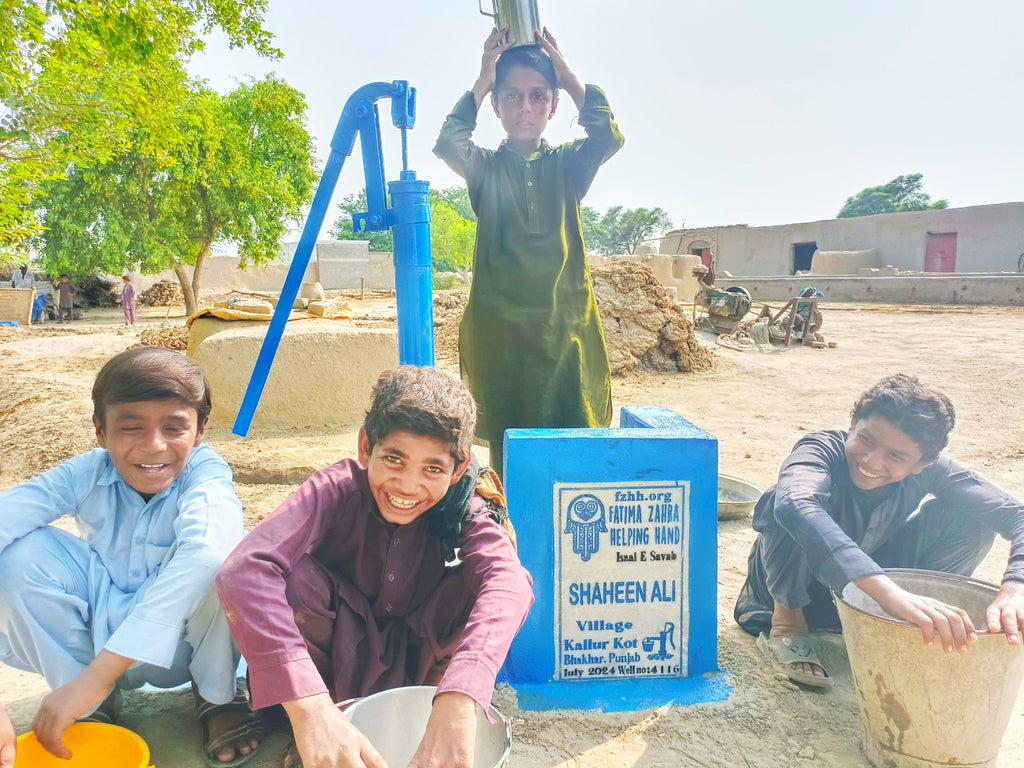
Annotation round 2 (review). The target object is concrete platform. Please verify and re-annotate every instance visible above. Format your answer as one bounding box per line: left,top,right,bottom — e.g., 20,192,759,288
188,317,398,431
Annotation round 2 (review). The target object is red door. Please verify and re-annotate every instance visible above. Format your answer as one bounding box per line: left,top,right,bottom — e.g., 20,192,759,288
690,247,711,267
924,233,957,272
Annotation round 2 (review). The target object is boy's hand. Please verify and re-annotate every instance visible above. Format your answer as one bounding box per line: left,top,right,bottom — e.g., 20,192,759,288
407,692,478,768
32,675,113,759
0,704,15,768
284,693,386,768
985,579,1024,644
857,573,977,653
474,26,516,102
534,28,584,108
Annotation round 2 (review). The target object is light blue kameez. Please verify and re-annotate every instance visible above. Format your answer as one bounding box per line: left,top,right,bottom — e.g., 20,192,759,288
0,444,244,706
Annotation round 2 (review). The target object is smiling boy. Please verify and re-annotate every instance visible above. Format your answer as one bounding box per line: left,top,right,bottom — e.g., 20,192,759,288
216,365,533,768
0,347,262,766
735,374,1024,688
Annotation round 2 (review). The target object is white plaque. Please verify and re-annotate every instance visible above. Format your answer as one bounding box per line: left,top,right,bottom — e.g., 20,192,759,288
553,481,689,680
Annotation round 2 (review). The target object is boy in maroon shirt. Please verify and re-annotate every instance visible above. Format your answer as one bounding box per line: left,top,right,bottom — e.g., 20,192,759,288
217,366,533,768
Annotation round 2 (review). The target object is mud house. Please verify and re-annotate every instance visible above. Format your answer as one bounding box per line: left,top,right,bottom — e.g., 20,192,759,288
659,202,1024,277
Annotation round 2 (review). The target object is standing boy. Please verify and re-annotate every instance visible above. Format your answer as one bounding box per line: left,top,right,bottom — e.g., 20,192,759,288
434,27,624,476
54,275,76,323
119,275,137,326
735,374,1024,688
0,347,263,766
217,366,533,768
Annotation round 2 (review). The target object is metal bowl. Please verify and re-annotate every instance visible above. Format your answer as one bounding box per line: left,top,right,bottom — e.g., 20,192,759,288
717,474,764,520
342,685,510,767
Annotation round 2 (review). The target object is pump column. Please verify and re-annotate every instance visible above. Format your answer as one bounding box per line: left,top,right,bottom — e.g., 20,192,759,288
389,170,434,366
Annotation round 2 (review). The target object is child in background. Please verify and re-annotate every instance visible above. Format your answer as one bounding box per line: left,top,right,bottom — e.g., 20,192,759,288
217,365,533,768
0,347,263,766
735,374,1024,688
54,275,76,323
434,27,624,476
118,275,137,326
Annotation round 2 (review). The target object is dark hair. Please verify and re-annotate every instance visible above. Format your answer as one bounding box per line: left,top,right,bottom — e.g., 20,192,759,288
495,44,557,93
851,374,955,462
363,366,476,463
92,347,212,426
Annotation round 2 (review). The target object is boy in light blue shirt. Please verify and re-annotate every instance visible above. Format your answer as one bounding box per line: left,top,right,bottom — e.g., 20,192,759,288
0,347,262,766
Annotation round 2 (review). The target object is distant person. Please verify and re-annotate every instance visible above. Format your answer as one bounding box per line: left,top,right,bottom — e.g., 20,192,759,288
10,267,22,290
16,265,33,290
54,275,76,323
117,275,136,326
735,374,1024,689
433,27,624,477
31,293,48,325
217,365,533,768
0,347,264,766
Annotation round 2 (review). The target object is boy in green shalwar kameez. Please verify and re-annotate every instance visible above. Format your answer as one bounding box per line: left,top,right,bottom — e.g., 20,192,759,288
434,26,625,476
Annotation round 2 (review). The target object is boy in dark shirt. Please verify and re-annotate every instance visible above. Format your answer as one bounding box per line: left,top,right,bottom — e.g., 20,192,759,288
735,374,1024,688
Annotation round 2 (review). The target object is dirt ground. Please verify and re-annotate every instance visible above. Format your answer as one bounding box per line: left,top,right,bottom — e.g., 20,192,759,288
2,297,1024,767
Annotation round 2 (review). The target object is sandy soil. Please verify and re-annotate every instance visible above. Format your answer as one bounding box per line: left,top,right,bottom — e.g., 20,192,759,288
2,298,1024,767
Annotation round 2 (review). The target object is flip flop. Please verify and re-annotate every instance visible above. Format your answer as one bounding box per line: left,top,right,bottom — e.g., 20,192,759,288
194,683,266,768
756,632,832,690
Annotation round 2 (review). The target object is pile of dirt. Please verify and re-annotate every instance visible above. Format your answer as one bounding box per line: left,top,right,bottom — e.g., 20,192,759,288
591,261,715,375
139,324,189,351
139,280,184,306
433,290,469,367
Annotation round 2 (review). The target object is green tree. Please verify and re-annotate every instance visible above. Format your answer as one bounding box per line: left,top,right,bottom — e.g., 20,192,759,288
429,195,476,281
587,206,675,255
329,187,478,279
837,173,949,218
1,0,278,256
329,190,394,252
36,75,318,317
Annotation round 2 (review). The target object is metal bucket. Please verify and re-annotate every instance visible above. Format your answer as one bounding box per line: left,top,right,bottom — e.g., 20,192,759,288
717,474,763,520
836,569,1024,768
479,0,541,49
342,686,511,767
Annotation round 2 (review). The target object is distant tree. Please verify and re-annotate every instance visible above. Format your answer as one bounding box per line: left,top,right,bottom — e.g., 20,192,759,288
1,0,278,256
581,206,606,256
430,197,476,282
36,75,318,317
329,187,478,279
837,173,949,218
587,206,675,255
329,190,394,252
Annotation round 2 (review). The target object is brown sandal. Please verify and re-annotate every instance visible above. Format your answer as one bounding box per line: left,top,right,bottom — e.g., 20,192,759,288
193,681,265,768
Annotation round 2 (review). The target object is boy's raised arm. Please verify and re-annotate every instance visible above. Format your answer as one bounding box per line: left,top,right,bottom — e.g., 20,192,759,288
535,27,584,109
472,26,515,109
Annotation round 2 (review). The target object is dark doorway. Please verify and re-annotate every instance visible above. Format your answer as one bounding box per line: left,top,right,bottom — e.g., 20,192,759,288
793,242,817,274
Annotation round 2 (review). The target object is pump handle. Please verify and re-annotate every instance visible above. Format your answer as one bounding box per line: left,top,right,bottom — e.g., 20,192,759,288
479,0,496,20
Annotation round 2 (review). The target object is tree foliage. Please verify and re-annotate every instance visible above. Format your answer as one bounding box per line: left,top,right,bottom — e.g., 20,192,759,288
329,187,477,278
36,75,318,316
837,173,949,218
0,0,278,256
583,205,675,255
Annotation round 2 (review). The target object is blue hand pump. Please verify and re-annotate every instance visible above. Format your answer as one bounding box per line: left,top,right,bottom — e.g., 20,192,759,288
232,80,434,436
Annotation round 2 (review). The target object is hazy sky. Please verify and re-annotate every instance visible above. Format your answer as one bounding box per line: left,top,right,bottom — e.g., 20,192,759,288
188,0,1024,234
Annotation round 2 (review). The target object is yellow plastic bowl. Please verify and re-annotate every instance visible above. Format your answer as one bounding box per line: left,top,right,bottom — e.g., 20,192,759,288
15,722,152,768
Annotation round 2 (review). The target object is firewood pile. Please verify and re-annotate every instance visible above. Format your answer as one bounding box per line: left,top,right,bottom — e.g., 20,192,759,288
138,324,189,351
139,280,184,306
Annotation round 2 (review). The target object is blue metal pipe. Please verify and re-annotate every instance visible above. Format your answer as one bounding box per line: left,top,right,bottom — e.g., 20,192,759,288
232,81,420,436
389,170,434,365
